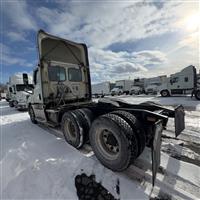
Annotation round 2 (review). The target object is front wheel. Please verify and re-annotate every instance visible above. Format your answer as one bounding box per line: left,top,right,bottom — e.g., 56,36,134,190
195,90,200,100
9,101,14,107
160,90,169,97
29,106,37,124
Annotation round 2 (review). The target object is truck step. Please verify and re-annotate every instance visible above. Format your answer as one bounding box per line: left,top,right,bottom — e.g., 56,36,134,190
46,109,59,113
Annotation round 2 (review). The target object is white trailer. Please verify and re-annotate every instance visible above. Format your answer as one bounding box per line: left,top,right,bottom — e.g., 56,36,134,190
144,75,167,95
111,80,134,95
8,73,33,109
159,65,200,100
92,82,112,97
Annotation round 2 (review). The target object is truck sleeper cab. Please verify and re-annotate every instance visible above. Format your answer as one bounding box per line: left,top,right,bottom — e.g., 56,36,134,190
28,30,185,185
159,65,200,100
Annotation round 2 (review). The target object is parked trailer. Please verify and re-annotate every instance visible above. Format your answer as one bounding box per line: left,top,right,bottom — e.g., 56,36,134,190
27,30,185,185
111,80,134,95
92,82,114,97
159,65,200,100
8,73,33,110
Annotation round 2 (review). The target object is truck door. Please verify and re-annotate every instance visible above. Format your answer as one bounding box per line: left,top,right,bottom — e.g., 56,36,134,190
169,76,183,94
32,68,47,121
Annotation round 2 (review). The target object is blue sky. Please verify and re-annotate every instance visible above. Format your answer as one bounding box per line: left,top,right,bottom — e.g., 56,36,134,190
1,0,199,83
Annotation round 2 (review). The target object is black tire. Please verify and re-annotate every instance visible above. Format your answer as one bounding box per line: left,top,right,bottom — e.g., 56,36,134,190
89,113,138,171
29,106,37,124
160,90,169,97
195,90,200,100
111,110,146,157
61,111,86,149
9,101,14,107
73,109,90,143
78,108,94,127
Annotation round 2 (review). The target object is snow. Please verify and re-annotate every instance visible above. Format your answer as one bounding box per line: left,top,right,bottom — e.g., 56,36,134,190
1,96,200,199
0,100,147,199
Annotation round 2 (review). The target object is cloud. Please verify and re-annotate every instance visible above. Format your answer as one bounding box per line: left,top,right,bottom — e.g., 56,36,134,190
88,47,167,83
36,1,181,48
1,43,34,68
7,31,27,42
2,0,37,31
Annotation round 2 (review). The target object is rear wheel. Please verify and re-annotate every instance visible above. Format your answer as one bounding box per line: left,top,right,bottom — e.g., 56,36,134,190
195,90,200,100
61,111,86,149
78,108,94,127
111,110,146,157
29,106,37,124
89,113,138,171
160,90,169,97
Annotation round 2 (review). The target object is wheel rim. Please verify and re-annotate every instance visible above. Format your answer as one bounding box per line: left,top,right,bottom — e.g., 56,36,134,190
162,91,167,96
64,119,77,141
96,128,120,160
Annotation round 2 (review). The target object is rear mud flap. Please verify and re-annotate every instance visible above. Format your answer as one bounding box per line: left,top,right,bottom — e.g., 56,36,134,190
175,105,185,137
152,120,163,186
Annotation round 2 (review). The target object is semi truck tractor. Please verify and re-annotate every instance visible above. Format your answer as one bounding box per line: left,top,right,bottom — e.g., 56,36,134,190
8,73,33,110
111,80,133,95
27,30,185,185
159,65,200,100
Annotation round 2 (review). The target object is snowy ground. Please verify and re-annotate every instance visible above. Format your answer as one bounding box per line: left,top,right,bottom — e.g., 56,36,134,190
0,96,200,200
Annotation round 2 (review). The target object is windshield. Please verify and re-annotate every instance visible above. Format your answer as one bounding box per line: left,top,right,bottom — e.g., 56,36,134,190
115,86,123,89
16,84,34,91
48,66,66,82
68,68,82,82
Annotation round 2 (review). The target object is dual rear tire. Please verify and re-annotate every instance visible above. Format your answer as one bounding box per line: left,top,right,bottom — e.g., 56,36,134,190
62,109,146,172
89,111,146,171
89,113,140,171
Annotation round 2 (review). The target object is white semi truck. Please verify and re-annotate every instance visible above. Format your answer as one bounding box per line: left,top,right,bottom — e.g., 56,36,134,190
27,30,185,185
111,80,133,95
8,73,33,109
92,82,114,97
159,65,200,100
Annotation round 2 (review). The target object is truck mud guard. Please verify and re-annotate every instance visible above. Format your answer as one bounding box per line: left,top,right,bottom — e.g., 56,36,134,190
174,105,185,137
151,120,163,186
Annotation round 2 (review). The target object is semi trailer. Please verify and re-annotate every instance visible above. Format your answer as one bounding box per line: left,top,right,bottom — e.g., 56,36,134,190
159,65,200,100
8,73,33,110
27,30,185,185
92,81,114,97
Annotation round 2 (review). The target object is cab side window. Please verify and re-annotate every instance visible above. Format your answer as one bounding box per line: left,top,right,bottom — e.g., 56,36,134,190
171,77,179,83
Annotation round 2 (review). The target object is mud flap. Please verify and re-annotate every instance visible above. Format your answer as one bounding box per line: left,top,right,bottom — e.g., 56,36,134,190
151,120,163,186
175,105,185,137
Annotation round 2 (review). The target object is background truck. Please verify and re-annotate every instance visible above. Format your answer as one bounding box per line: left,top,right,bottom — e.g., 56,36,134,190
27,30,185,185
159,65,200,100
129,86,143,95
92,82,114,98
111,80,133,95
145,83,159,95
8,73,33,109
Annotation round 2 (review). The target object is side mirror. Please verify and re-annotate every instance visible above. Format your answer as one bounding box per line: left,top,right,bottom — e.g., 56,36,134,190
23,73,29,85
33,70,37,85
